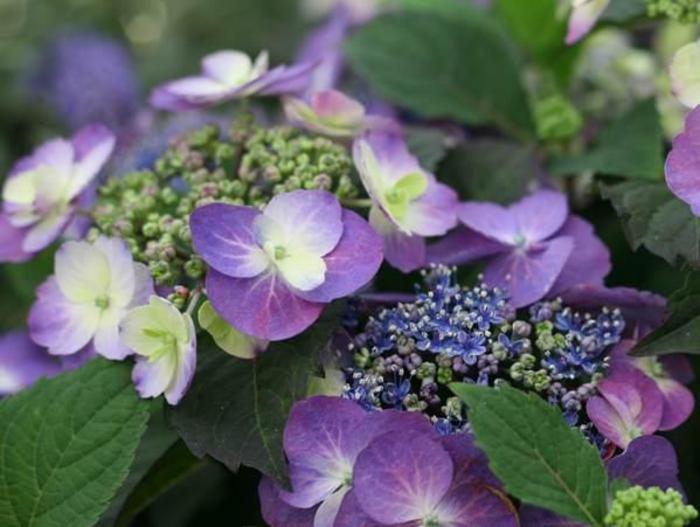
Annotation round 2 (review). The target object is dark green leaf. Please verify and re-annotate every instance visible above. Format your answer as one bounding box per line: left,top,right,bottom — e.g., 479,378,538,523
451,384,608,526
114,441,204,527
634,274,700,356
405,126,456,171
0,359,149,527
99,401,178,526
493,0,581,85
346,7,534,141
600,180,700,267
551,99,663,180
439,139,539,204
167,305,342,485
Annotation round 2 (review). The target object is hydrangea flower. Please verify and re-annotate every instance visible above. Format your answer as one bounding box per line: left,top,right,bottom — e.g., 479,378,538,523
30,32,140,132
259,396,437,527
333,431,519,527
665,106,700,215
120,296,196,405
670,40,700,110
191,190,383,340
353,132,459,272
28,237,153,360
284,90,398,138
566,0,611,45
430,190,610,307
150,50,315,111
521,435,687,526
586,364,664,448
301,0,383,24
610,340,694,431
0,331,63,396
0,124,115,262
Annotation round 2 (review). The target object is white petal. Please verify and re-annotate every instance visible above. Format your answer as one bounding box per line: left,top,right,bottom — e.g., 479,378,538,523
276,251,327,292
55,240,111,303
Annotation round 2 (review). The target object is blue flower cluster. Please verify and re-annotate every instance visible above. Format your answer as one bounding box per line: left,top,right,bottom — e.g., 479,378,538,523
343,265,625,437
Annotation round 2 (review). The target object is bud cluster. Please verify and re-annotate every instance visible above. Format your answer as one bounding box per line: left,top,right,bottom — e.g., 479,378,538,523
89,117,359,288
605,486,698,527
647,0,700,23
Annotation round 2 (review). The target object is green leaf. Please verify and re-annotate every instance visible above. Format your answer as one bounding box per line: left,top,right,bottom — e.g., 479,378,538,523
438,139,538,204
114,441,204,527
450,384,608,526
404,126,455,171
551,99,663,180
493,0,581,85
0,359,149,527
167,304,342,485
99,401,178,526
346,6,534,141
633,274,700,356
554,99,662,178
600,180,700,267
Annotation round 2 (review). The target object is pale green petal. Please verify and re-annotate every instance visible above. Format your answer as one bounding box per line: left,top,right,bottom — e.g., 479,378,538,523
393,172,428,200
198,301,263,359
55,240,111,303
276,251,327,291
3,171,37,205
671,40,700,108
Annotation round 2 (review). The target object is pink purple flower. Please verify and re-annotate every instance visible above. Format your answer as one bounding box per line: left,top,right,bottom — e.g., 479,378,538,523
150,50,316,111
28,237,154,360
610,340,695,431
0,124,115,262
0,331,63,396
429,190,610,307
353,132,459,272
665,106,700,216
284,90,399,138
259,396,518,527
190,190,383,340
521,435,685,526
586,363,664,448
566,0,610,45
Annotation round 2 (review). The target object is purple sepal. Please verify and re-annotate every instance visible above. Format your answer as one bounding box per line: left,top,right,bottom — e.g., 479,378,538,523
369,206,426,273
0,331,63,396
259,477,316,527
520,506,586,527
606,435,684,494
665,106,700,216
206,269,325,341
427,227,507,267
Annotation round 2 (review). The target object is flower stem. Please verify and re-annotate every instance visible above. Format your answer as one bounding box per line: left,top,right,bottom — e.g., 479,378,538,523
341,198,373,208
185,289,202,317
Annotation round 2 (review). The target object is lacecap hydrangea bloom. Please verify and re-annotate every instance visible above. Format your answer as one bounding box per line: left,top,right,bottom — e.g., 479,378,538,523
191,189,383,340
150,50,316,111
430,189,610,307
353,131,459,272
0,124,115,262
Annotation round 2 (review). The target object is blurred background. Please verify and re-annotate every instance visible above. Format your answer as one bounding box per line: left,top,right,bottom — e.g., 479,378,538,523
0,0,697,524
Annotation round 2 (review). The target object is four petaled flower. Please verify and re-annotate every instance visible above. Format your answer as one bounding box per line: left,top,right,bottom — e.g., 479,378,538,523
353,131,459,272
191,189,383,340
28,237,153,360
0,124,115,262
150,49,316,111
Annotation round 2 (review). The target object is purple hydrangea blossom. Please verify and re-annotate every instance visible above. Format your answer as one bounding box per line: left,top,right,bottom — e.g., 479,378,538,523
334,432,519,526
610,340,695,431
191,190,383,340
0,331,63,396
353,132,459,272
259,396,437,527
28,237,154,360
30,32,140,132
0,124,115,262
586,363,664,448
521,435,685,526
429,190,611,307
665,106,700,215
259,396,517,527
284,90,399,138
150,50,316,111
